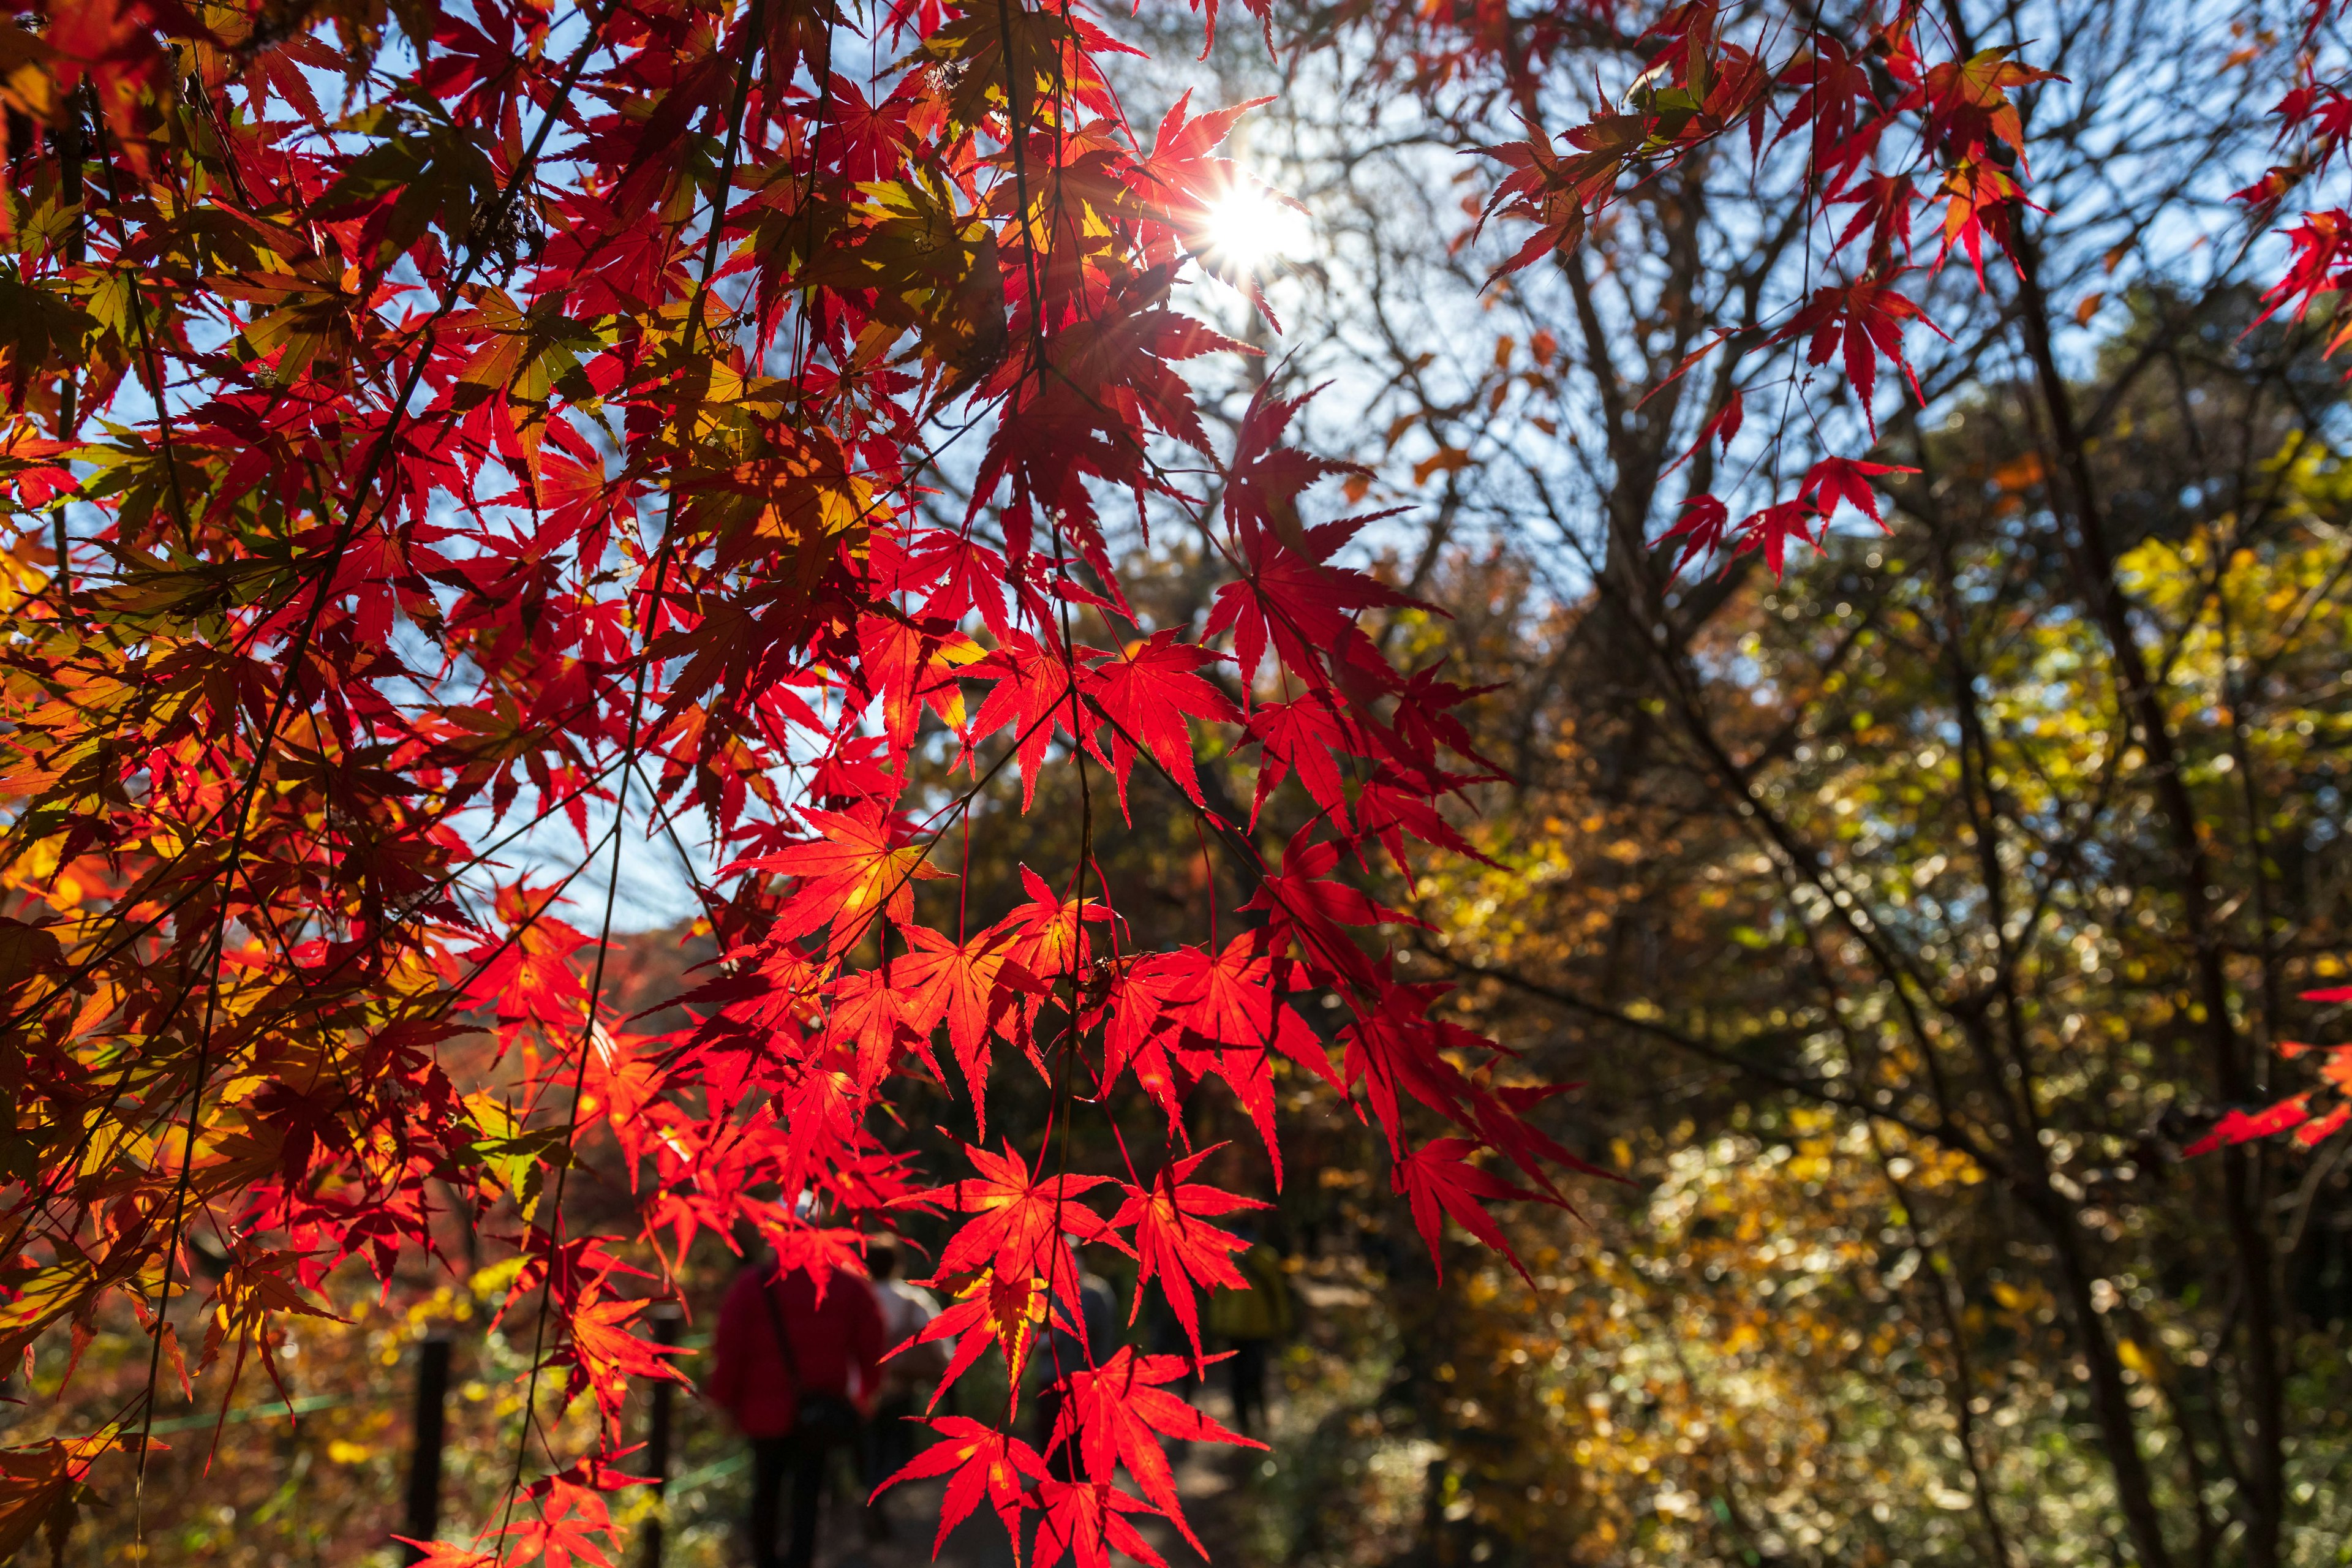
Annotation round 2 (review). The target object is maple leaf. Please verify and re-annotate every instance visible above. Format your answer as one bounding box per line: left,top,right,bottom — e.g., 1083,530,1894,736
1774,35,1885,195
999,864,1110,990
2299,1101,2352,1147
874,1416,1047,1561
1801,456,1918,528
1734,498,1823,581
913,1267,1054,1408
1395,1137,1540,1283
1338,986,1482,1153
1476,129,1605,279
576,1024,668,1171
0,1442,81,1566
728,801,949,950
1664,386,1745,479
905,527,1016,641
560,1293,689,1433
817,70,919,183
1658,493,1732,573
2185,1098,2313,1157
1206,541,1409,693
1831,173,1918,271
1085,630,1240,814
1156,935,1275,1049
1355,767,1495,874
2254,210,2352,354
1911,45,2064,173
1031,1476,1170,1568
858,612,946,758
1245,692,1352,829
967,633,1083,810
1055,1345,1262,1550
761,1224,873,1296
1935,154,2033,284
1110,1148,1266,1360
1137,90,1274,225
1246,824,1428,985
498,1476,619,1568
1094,954,1187,1113
1769,279,1943,435
195,1246,345,1421
465,881,590,1027
891,924,1046,1136
913,1142,1113,1283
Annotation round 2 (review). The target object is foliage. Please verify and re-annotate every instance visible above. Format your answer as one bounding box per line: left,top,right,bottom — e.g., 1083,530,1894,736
2,0,2345,1562
0,0,1605,1558
1235,295,2352,1568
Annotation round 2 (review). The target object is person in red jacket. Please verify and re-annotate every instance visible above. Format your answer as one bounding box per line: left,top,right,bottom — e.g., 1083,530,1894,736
707,1253,886,1568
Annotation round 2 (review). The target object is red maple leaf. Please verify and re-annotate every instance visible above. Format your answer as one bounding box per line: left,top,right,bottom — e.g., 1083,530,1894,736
497,1476,619,1568
891,924,1046,1136
913,1142,1113,1284
1394,1137,1539,1283
2184,1098,2313,1157
910,1267,1054,1409
967,634,1084,810
1085,629,1242,813
1031,1476,1170,1568
1156,935,1275,1049
1659,493,1732,573
1245,691,1353,828
998,864,1109,992
1110,1147,1266,1360
1801,456,1918,528
873,1416,1047,1561
1053,1345,1262,1551
1770,278,1943,434
559,1294,689,1433
464,882,589,1028
726,800,949,949
1136,90,1274,236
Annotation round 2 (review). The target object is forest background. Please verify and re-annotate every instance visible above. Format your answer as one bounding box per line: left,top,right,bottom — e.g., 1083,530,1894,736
5,1,2352,1567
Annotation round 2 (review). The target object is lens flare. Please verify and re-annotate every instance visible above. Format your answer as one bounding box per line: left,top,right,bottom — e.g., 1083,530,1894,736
1198,179,1311,276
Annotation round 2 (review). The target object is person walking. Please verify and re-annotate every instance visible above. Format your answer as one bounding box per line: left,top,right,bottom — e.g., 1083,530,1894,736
861,1237,946,1537
1205,1234,1293,1441
1034,1238,1119,1477
707,1250,885,1568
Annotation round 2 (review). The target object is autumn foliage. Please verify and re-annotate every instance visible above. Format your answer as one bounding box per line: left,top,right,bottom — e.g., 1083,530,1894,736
0,0,2335,1561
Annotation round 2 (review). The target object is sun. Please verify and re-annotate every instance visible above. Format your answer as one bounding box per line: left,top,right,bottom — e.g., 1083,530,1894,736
1197,178,1312,277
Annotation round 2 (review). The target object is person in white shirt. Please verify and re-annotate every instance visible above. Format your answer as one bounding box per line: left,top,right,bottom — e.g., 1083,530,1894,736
861,1235,947,1537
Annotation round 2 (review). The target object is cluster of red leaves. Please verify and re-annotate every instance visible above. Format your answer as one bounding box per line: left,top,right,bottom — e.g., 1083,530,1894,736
2239,3,2352,361
2182,4,2352,1161
1477,1,2052,577
2186,982,2352,1157
0,0,1581,1561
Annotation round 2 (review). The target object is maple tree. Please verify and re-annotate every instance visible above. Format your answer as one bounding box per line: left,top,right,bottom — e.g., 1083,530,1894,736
1,0,2341,1560
0,0,1588,1558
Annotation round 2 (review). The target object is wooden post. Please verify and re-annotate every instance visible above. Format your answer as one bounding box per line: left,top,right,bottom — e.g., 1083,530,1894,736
400,1333,453,1566
638,1304,685,1568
